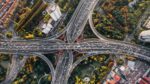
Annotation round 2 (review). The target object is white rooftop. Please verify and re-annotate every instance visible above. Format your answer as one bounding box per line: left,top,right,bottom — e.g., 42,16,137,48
127,61,135,70
120,66,125,71
42,27,51,34
139,30,150,42
41,24,47,29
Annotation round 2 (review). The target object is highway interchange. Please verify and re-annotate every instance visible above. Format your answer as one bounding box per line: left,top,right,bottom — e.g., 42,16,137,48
0,0,150,84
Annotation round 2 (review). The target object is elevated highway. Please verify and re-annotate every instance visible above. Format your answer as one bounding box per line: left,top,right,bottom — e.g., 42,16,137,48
1,55,28,84
0,39,149,60
66,0,99,42
52,51,73,84
0,0,150,84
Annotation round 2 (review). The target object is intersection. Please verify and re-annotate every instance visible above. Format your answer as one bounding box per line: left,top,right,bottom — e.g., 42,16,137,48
0,0,150,84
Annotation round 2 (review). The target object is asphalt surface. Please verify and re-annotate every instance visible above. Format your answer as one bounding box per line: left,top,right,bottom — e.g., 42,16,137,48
0,0,150,84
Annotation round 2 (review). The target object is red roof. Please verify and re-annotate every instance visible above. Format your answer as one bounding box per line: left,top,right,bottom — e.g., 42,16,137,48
114,75,121,82
106,80,116,84
6,0,10,2
139,79,148,84
139,77,150,84
143,77,150,83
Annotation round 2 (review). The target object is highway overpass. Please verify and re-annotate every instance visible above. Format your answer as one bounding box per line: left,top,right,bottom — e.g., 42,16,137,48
0,39,149,60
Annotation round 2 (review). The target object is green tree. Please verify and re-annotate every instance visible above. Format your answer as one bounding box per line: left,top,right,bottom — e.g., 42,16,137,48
6,31,13,38
117,59,124,65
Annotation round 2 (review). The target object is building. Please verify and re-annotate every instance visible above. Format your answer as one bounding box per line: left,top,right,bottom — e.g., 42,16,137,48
138,77,150,84
0,0,17,28
127,61,135,70
106,80,116,84
143,16,150,29
105,74,121,84
138,68,150,84
139,30,150,43
46,4,62,21
40,2,62,34
83,77,90,83
40,19,54,34
128,0,139,8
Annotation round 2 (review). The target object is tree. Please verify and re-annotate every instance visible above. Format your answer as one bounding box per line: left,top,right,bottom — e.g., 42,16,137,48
6,31,13,38
93,19,99,25
33,28,44,37
114,0,129,6
112,10,125,26
117,59,124,65
0,65,6,82
24,34,34,39
43,13,51,23
101,66,108,71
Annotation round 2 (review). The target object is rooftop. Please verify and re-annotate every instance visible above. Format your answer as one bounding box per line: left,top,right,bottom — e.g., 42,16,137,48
139,30,150,42
143,16,150,29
